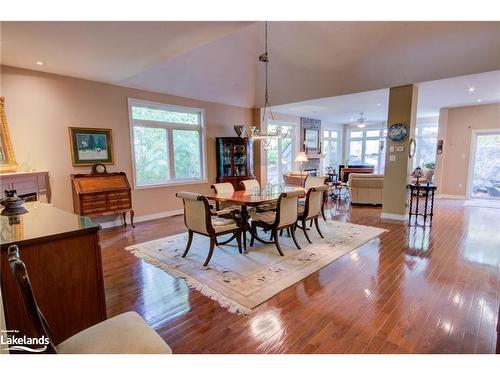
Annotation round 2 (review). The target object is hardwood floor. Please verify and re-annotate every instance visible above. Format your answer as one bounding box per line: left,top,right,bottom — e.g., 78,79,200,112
99,199,500,353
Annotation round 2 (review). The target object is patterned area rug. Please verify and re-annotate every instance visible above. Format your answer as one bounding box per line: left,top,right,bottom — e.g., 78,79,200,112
126,220,386,314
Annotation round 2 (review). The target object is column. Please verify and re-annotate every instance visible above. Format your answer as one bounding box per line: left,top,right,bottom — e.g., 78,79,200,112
381,84,418,220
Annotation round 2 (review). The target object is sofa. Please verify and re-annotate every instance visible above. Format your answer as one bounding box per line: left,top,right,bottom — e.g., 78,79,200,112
283,171,310,187
348,173,384,205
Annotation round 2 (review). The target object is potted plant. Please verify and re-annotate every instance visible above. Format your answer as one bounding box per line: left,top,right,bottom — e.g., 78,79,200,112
422,161,435,183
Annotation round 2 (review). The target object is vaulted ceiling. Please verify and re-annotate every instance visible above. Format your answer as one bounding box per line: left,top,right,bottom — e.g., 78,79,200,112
1,21,499,108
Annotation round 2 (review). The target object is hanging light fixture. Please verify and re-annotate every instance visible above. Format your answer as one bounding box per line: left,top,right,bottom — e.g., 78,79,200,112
237,21,290,150
356,112,366,128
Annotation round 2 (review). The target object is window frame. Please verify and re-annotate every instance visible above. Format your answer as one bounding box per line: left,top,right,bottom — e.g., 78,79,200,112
413,122,439,169
128,98,207,189
321,128,342,173
346,126,385,173
263,120,298,185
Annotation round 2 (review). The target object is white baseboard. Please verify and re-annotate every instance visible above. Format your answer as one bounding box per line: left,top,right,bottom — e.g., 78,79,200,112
380,212,408,221
99,209,184,229
436,194,466,200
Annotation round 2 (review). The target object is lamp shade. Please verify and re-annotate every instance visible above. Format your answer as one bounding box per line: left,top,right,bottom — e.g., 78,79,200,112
295,151,309,163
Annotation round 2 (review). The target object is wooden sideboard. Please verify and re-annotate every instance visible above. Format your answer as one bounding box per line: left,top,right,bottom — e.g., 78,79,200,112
71,172,135,227
0,202,106,345
0,171,51,203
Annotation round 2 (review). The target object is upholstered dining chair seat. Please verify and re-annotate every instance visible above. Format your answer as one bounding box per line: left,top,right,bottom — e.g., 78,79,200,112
211,216,238,232
250,211,276,225
56,311,171,354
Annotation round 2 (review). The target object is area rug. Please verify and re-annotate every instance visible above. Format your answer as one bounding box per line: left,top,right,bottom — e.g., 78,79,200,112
125,220,386,314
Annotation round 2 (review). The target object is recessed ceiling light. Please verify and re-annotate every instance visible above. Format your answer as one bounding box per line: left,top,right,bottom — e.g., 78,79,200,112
468,85,476,94
349,118,354,122
36,61,44,66
376,103,382,106
477,99,482,103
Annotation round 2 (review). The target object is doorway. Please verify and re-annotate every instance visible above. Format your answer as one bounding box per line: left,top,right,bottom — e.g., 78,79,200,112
467,130,500,200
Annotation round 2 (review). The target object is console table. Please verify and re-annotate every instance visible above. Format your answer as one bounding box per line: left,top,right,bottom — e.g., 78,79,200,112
407,183,437,225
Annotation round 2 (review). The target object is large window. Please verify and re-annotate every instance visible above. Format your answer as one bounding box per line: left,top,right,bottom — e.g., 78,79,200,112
347,127,386,173
413,124,438,169
323,129,341,173
128,99,206,188
265,122,295,185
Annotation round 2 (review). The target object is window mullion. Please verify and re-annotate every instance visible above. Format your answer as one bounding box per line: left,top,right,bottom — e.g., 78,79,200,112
168,128,175,180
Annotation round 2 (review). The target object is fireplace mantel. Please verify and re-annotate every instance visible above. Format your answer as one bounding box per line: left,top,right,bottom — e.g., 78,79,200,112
0,170,51,203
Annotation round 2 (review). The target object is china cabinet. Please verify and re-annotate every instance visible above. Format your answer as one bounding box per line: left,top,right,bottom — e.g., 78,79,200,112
215,137,254,190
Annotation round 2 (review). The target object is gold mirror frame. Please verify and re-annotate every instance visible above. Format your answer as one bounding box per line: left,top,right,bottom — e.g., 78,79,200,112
0,97,18,173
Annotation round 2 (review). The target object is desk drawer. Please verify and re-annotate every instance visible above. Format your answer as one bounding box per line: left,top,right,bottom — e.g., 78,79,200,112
107,191,129,199
81,193,107,202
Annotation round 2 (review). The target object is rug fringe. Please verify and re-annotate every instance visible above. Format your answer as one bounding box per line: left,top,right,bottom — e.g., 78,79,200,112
126,247,251,315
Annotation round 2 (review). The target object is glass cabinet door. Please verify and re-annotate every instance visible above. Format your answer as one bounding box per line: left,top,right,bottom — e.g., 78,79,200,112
219,141,233,177
232,143,247,177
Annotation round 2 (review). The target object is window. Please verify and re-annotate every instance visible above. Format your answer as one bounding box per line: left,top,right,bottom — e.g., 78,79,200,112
128,99,206,188
413,124,438,169
265,122,295,185
347,127,385,173
323,129,341,172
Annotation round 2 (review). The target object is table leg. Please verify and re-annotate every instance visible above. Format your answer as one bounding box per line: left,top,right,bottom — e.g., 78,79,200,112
429,190,435,223
424,190,429,223
408,188,413,224
240,206,248,253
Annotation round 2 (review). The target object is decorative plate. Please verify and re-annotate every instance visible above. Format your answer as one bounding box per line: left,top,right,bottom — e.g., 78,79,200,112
388,123,408,142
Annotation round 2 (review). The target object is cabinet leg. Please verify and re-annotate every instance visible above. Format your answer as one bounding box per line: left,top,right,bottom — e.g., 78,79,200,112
122,212,127,227
130,210,135,228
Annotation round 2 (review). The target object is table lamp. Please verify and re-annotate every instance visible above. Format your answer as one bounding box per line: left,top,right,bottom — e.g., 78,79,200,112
411,167,424,185
295,151,309,186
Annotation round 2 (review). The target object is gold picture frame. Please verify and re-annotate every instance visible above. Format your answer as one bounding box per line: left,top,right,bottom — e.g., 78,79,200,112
0,97,18,173
69,127,114,167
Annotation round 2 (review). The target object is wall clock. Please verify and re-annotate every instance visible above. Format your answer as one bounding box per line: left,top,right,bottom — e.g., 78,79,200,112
387,123,409,142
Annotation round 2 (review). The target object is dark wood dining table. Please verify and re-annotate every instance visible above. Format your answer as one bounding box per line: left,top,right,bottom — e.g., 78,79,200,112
206,186,305,252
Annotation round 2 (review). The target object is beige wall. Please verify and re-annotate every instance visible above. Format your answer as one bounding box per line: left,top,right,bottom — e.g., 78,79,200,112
436,102,500,197
0,65,253,218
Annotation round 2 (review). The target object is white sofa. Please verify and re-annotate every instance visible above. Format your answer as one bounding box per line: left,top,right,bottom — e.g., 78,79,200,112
348,173,384,205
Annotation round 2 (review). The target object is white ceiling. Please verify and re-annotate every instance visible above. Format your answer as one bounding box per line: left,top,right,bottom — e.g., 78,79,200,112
1,21,499,108
272,70,500,124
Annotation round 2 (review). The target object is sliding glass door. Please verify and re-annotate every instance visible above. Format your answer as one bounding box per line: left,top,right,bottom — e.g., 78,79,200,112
468,131,500,199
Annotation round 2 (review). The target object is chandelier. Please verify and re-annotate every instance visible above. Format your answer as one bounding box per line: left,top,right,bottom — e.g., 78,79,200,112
236,21,291,150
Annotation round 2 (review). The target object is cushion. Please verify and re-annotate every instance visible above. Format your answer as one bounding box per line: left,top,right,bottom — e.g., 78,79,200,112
251,211,276,225
56,311,172,354
211,216,238,232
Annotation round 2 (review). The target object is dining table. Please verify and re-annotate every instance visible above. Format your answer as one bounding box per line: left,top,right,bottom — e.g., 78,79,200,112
205,186,305,252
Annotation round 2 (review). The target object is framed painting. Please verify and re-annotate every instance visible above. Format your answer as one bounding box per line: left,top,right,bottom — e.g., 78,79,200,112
0,97,17,173
69,127,114,166
304,128,319,149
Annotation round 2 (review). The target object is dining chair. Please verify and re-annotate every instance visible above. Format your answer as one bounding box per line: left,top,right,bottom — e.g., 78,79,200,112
176,191,242,266
303,175,328,221
7,245,172,354
240,179,276,212
297,185,329,243
249,190,303,256
210,182,241,215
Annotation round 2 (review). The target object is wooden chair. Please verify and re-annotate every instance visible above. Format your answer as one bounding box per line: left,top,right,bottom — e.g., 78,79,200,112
210,182,241,215
176,191,242,266
303,175,328,221
240,179,276,212
249,190,302,256
297,186,329,243
7,245,171,354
